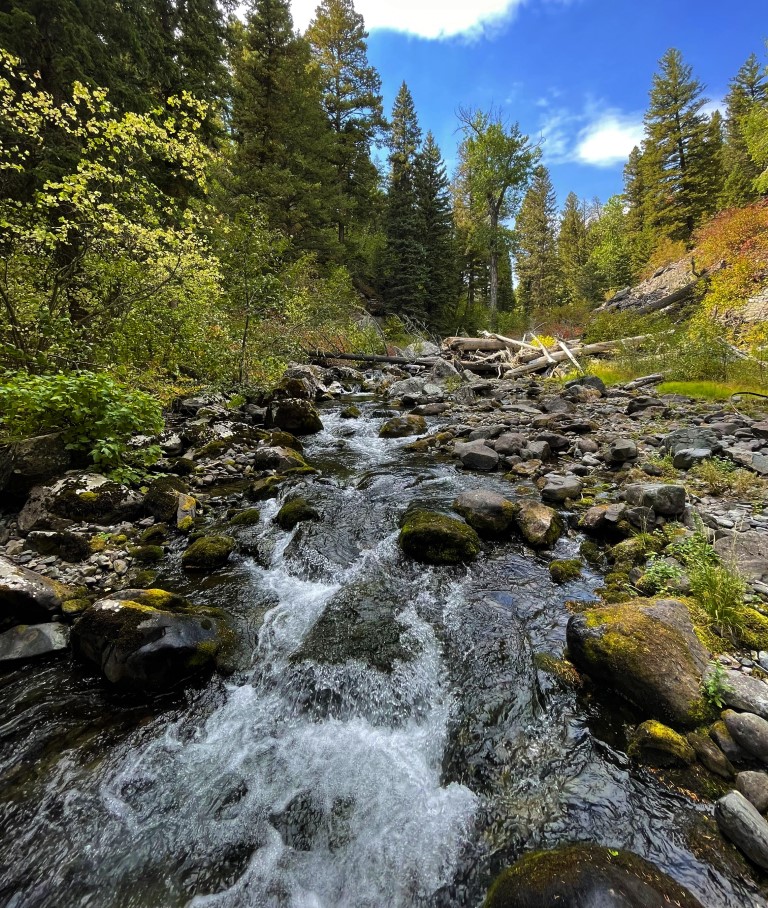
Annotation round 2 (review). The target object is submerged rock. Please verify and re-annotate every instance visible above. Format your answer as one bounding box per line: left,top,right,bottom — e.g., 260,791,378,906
453,489,518,537
0,622,69,663
484,843,704,908
181,535,235,571
71,591,221,689
398,509,480,565
566,598,711,727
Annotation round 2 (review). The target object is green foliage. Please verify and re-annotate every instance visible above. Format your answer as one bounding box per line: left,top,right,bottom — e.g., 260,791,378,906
515,165,561,315
637,555,684,595
702,661,734,709
690,457,767,498
0,371,163,470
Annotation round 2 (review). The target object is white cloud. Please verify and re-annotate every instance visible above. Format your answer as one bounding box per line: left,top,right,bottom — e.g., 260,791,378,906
290,0,526,39
574,114,644,167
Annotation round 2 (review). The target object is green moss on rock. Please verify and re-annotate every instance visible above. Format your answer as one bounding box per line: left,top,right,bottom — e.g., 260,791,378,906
275,498,320,531
549,559,582,584
398,508,480,565
379,415,427,439
181,535,235,571
229,508,262,527
127,544,165,564
628,719,697,766
247,476,285,501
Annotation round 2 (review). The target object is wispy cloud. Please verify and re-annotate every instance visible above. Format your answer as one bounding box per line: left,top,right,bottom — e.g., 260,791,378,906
290,0,527,40
575,114,644,166
537,100,644,168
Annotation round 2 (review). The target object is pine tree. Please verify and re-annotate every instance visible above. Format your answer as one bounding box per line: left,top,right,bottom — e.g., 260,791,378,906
415,132,456,327
306,0,385,247
515,165,560,315
229,0,335,250
384,82,425,319
641,48,719,242
558,192,595,304
721,53,768,207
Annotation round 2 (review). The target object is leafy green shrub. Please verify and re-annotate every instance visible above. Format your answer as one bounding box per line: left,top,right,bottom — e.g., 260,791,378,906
0,371,163,470
702,661,734,709
690,457,767,498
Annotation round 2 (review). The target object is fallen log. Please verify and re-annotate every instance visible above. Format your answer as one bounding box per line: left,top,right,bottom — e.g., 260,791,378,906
443,336,510,352
501,337,653,378
624,373,665,390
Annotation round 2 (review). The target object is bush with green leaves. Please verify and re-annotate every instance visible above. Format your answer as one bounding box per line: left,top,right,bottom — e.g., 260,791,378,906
0,371,163,471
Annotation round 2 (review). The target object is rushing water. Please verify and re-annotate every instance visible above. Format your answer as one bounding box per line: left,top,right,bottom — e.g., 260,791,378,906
0,400,765,907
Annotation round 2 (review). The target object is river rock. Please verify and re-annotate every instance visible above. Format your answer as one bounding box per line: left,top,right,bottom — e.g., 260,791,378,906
663,427,723,456
272,398,323,435
26,530,90,562
453,490,518,537
454,441,499,471
710,720,750,764
145,476,188,521
0,557,72,630
686,731,735,779
292,581,415,673
673,447,712,470
540,473,583,503
387,377,425,402
736,771,768,812
71,592,221,689
605,439,638,465
566,598,711,727
181,535,235,571
0,433,72,495
514,501,563,548
628,719,696,766
723,710,768,763
624,482,686,517
715,790,768,870
714,531,768,584
253,445,308,472
275,498,320,531
379,415,427,438
398,509,480,565
720,670,768,720
485,843,704,908
18,473,144,532
493,433,525,456
0,622,70,663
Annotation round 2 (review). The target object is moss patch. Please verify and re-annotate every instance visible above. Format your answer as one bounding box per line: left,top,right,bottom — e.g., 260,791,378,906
228,508,262,527
549,559,582,584
275,498,320,531
181,535,235,571
398,508,480,565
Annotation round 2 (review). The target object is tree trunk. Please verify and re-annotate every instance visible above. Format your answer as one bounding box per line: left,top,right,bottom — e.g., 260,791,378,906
488,210,499,313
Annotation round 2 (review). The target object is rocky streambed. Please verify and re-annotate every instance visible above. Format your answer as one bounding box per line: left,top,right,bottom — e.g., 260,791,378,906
2,361,768,906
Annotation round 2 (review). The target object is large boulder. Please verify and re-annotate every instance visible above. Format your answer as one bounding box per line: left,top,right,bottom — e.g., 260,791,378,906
624,482,686,517
453,490,518,538
719,671,768,720
737,772,768,812
379,415,427,438
723,709,768,763
18,473,143,533
0,622,69,664
398,509,480,565
387,377,426,402
454,441,499,472
253,445,309,473
566,599,711,727
182,535,234,571
0,557,74,631
514,501,563,548
628,719,696,766
274,498,320,531
145,475,188,522
271,399,323,435
715,790,768,871
0,433,72,495
26,530,90,562
484,843,704,908
714,531,768,585
663,427,723,456
71,591,222,689
540,473,583,503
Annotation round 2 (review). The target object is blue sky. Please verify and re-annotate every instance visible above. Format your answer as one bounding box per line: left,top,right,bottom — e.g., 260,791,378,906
290,0,767,209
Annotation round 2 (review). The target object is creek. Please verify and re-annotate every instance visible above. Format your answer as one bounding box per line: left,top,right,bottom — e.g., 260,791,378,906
0,401,763,907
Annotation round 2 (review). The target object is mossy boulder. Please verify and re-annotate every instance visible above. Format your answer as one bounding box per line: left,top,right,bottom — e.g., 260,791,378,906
340,405,361,419
247,475,286,501
566,598,712,727
228,508,262,527
145,476,188,521
262,430,303,452
484,843,704,908
453,489,518,538
26,530,91,562
181,535,235,571
139,523,168,545
272,398,323,435
19,473,143,532
127,544,165,564
628,719,697,767
253,446,310,473
0,556,78,631
549,559,582,584
398,508,480,565
514,500,563,548
275,498,320,531
71,593,221,689
379,415,427,438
